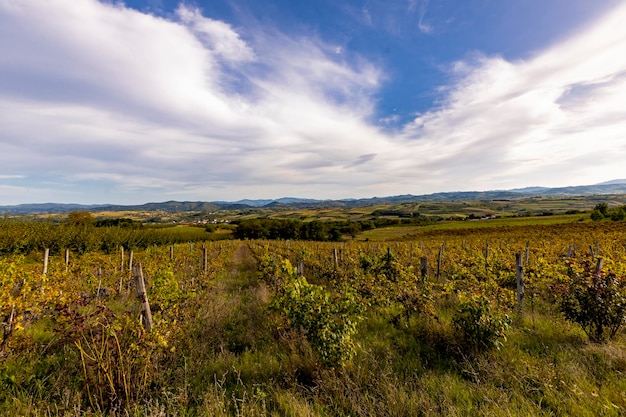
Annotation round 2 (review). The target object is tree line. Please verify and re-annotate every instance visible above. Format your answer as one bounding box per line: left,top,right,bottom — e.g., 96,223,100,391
233,216,436,241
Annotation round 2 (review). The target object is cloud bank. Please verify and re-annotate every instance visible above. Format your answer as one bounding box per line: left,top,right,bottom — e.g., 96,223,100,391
0,0,625,204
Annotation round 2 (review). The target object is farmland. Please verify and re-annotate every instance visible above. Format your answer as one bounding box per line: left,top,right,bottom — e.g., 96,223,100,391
1,207,626,416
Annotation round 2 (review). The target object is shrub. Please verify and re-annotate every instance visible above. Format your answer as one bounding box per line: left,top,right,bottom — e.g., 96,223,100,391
453,293,511,352
556,260,626,342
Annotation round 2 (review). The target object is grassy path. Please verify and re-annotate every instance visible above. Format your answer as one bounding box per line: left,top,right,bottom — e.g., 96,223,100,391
227,242,258,282
180,243,335,416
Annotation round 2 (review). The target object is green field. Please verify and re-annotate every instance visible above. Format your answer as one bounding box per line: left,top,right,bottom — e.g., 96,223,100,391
356,213,589,241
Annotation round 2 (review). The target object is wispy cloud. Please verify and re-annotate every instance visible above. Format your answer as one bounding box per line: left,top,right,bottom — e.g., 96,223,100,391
408,0,432,34
417,0,433,34
176,5,255,63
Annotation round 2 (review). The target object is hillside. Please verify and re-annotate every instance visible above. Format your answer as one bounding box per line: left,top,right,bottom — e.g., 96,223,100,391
2,181,626,215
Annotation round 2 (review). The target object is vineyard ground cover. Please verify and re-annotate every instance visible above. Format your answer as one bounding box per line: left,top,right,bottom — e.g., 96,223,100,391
2,219,626,415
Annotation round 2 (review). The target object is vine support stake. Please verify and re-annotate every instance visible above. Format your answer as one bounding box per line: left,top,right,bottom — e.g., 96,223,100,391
437,242,446,282
43,248,49,275
133,263,153,332
595,257,604,274
516,253,524,319
120,246,125,272
420,256,428,283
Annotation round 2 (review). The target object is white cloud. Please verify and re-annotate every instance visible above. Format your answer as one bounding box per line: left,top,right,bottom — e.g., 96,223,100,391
0,0,394,203
400,3,626,190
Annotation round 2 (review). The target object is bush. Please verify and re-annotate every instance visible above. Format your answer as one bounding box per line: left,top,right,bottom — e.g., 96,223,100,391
590,210,603,221
453,293,511,352
556,260,626,342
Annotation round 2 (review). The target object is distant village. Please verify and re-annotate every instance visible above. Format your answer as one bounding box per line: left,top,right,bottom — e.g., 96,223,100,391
465,213,497,221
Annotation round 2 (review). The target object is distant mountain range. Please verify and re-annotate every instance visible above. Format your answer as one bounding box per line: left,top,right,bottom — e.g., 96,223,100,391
2,180,626,215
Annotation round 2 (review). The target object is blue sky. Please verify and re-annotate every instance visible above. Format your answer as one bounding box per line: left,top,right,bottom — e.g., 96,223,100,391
1,0,625,204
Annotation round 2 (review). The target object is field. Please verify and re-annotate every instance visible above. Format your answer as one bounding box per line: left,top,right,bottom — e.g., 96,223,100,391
353,213,588,241
1,215,626,416
227,195,626,223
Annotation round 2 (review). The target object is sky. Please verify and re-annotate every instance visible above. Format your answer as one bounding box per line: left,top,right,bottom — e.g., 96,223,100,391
1,0,625,205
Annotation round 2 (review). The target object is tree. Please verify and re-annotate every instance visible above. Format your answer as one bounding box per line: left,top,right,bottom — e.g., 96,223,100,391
596,203,609,216
66,211,94,226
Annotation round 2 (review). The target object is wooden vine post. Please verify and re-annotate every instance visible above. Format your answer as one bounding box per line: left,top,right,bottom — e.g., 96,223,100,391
120,246,125,271
420,257,429,283
42,248,50,275
595,257,604,274
436,242,446,282
133,263,153,331
203,245,208,273
65,249,70,272
515,253,524,319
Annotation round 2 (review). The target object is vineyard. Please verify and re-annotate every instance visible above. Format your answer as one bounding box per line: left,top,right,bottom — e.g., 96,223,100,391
1,220,626,415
